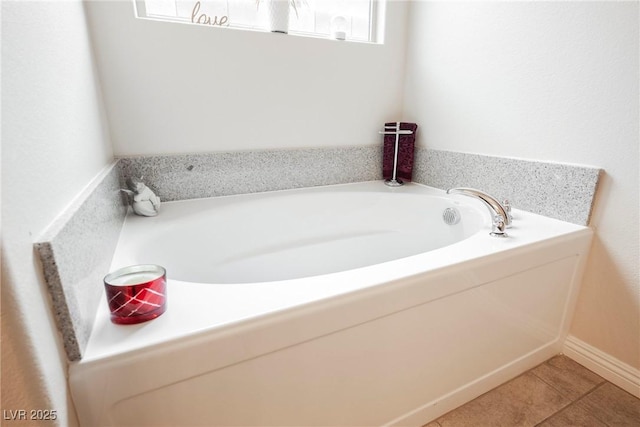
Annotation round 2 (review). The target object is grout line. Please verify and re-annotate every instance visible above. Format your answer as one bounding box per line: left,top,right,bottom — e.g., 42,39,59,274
526,360,578,415
534,407,562,426
532,382,598,426
428,357,638,427
529,362,604,403
436,367,564,426
530,378,574,426
534,382,614,427
568,382,613,427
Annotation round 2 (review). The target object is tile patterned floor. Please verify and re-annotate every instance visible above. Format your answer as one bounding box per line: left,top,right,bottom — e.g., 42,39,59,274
424,355,640,427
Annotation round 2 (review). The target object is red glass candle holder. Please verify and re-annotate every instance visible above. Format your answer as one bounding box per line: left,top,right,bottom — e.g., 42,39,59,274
104,265,167,325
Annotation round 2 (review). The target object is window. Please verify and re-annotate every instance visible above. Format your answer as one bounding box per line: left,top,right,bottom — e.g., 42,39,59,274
135,0,378,43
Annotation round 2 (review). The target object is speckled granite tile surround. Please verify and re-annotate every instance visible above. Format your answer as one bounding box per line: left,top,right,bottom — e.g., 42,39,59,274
117,146,383,201
413,148,602,225
119,146,601,225
35,162,127,361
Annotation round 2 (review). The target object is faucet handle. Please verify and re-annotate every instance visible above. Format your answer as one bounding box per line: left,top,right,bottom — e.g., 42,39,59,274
490,214,508,238
502,199,513,228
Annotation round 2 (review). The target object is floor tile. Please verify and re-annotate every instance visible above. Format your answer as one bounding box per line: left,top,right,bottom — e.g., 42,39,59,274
531,355,604,400
536,401,608,427
437,372,571,427
577,382,640,426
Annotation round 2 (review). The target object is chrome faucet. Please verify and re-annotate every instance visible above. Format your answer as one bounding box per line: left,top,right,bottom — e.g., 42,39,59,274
446,187,511,237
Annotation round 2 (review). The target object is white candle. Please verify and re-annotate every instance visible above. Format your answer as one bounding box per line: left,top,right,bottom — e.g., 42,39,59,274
108,272,161,286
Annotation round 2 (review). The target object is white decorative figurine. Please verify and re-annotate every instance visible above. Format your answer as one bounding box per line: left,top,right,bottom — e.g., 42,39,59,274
122,177,161,217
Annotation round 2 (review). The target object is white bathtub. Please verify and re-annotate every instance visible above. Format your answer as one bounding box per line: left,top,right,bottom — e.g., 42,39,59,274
71,181,593,426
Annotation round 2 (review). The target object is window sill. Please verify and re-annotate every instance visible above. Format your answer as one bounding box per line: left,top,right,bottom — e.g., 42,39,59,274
137,15,380,45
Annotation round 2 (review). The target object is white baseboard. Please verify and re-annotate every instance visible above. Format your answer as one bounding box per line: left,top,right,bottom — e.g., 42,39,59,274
563,335,640,398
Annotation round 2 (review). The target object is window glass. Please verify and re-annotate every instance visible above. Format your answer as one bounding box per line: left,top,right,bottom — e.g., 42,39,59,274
138,0,376,42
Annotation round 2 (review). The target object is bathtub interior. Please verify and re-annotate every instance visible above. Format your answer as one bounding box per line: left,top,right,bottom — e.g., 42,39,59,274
112,182,485,283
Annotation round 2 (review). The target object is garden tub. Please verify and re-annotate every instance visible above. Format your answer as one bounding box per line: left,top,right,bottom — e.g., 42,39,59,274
70,181,592,426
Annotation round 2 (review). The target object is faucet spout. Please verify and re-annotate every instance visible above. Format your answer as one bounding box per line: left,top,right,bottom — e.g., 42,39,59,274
446,187,511,237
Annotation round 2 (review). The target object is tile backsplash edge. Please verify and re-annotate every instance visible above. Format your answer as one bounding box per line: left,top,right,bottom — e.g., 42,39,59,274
35,162,127,361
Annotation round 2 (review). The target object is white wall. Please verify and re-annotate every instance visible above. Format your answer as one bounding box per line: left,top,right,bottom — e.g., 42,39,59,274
403,1,639,369
84,1,410,156
2,2,637,422
1,1,113,425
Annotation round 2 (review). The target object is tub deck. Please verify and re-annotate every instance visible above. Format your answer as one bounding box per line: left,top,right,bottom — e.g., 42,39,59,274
81,182,585,361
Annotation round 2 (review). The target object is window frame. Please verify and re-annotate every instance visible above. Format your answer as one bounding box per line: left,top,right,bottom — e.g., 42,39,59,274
133,0,382,44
